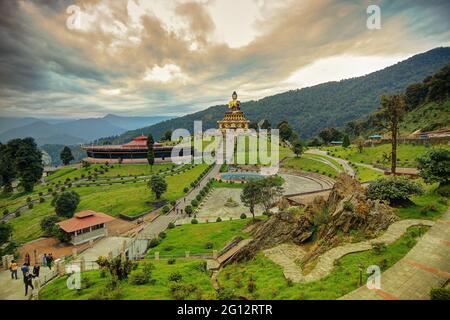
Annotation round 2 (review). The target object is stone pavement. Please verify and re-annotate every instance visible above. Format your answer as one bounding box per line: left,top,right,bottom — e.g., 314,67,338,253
264,219,434,283
340,210,450,300
0,264,57,300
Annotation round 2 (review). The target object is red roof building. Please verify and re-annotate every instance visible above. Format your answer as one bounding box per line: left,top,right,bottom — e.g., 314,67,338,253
81,135,187,164
57,210,115,245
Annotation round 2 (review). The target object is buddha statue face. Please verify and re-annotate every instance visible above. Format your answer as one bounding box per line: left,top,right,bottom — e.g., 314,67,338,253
232,91,237,101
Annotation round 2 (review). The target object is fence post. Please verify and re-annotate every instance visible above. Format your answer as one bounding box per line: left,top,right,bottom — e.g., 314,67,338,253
80,257,86,272
185,251,190,258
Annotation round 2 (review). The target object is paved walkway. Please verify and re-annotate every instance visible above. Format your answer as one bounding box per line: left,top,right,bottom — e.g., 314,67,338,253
0,265,57,300
341,210,450,300
264,219,434,283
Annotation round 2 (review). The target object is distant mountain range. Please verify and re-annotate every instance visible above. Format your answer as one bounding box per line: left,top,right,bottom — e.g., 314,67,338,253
109,47,450,143
0,114,173,146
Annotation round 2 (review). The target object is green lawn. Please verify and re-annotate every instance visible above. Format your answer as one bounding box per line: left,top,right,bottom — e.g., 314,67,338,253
352,164,384,183
217,226,429,300
282,156,338,178
395,183,448,220
323,143,450,168
7,163,209,244
46,163,176,183
147,219,251,257
40,259,216,300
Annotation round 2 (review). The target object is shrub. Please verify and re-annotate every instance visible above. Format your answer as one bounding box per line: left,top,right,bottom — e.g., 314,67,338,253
183,187,189,193
367,177,423,206
430,288,450,300
170,200,176,206
343,201,354,212
3,209,9,216
163,245,174,251
167,258,176,265
26,197,32,202
196,194,202,202
28,203,33,209
39,197,45,203
191,199,198,207
240,213,247,219
158,231,167,239
148,238,160,248
420,204,439,215
162,205,170,214
169,283,196,300
129,271,150,285
168,271,183,282
216,217,222,222
247,280,256,293
168,222,175,229
191,218,198,224
185,205,193,216
204,242,213,249
371,242,387,255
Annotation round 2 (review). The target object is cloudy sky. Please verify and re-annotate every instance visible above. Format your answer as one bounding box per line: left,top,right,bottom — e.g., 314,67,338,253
0,0,449,119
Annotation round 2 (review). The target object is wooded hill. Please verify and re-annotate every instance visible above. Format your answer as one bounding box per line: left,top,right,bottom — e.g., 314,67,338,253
107,47,450,143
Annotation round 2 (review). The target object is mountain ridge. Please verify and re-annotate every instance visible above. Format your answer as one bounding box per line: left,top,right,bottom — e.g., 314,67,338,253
108,47,450,143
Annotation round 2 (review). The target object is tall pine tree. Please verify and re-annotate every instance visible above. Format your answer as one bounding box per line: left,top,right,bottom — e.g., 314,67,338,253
147,134,155,171
60,146,74,166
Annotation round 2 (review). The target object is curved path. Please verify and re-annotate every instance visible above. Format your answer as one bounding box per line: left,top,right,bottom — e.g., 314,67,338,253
306,149,355,177
340,210,450,300
264,219,434,283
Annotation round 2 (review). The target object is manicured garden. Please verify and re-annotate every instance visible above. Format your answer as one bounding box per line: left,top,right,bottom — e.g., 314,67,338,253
282,156,339,178
40,259,216,300
323,143,450,168
217,226,429,300
146,219,251,257
5,163,209,244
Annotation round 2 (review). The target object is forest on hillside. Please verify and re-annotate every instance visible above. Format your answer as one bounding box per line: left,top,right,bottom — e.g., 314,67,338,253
106,47,450,143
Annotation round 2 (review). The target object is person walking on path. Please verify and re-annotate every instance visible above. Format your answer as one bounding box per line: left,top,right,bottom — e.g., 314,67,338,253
9,260,18,280
33,263,40,278
21,263,29,283
42,253,47,267
24,273,35,296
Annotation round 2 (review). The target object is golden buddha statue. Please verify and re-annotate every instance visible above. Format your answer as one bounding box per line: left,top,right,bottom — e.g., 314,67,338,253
228,91,241,112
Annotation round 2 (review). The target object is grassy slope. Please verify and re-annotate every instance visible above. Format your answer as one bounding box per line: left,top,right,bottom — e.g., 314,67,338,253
400,100,450,134
324,144,450,168
40,259,216,300
396,183,448,220
8,163,208,243
282,156,338,178
217,226,429,300
147,219,251,257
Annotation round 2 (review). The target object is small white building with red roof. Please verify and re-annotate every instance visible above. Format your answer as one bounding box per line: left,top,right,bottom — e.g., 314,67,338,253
57,210,115,245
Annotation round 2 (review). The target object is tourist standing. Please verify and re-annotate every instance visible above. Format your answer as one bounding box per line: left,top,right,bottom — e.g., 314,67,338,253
42,253,47,267
33,263,40,277
9,260,18,280
47,253,53,270
24,253,30,266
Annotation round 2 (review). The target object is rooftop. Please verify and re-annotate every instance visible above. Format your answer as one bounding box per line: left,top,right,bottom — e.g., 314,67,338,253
57,210,115,233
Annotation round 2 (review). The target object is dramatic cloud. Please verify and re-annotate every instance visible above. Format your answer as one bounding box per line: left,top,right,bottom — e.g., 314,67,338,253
0,0,449,118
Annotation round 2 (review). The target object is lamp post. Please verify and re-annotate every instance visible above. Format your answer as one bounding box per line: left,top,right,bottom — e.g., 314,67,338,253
358,264,364,287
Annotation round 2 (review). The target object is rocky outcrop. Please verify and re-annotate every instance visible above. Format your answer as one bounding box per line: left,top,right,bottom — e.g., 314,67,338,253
229,173,397,264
